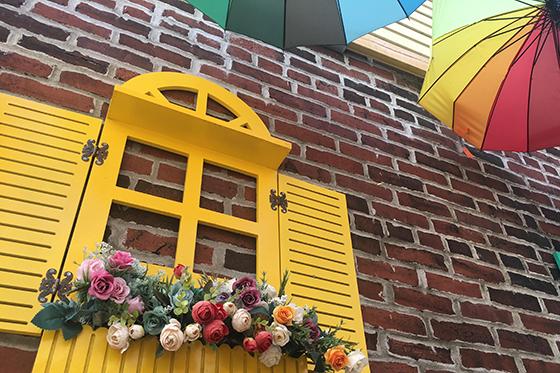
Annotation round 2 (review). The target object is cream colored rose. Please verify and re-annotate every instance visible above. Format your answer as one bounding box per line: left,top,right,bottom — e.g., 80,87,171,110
262,283,277,299
270,322,291,347
289,303,304,325
232,309,252,333
345,351,368,373
160,322,184,351
259,345,282,367
129,325,145,340
169,318,181,328
106,323,129,353
223,302,237,316
184,323,202,342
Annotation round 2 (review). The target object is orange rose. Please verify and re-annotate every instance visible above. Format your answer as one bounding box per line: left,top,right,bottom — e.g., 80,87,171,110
324,345,349,371
272,305,295,325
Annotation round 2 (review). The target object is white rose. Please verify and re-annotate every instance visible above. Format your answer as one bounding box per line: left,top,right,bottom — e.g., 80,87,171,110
160,322,184,351
259,345,282,367
216,278,235,294
289,303,304,325
262,283,277,299
129,325,145,340
223,302,237,316
345,351,368,373
232,309,252,333
168,318,181,328
106,323,129,353
184,323,202,342
270,322,291,347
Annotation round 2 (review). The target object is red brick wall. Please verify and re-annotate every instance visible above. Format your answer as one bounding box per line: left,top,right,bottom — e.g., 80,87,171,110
1,1,560,372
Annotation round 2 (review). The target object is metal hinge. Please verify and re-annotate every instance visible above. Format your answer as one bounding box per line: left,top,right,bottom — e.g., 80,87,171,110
38,268,74,303
270,189,288,213
81,139,109,165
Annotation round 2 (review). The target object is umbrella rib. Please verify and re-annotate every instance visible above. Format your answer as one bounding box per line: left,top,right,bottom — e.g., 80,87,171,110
396,0,409,19
420,10,540,103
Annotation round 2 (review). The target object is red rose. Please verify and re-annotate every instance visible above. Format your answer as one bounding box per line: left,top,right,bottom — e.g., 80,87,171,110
173,264,186,279
215,304,228,320
243,337,258,353
254,331,272,352
192,301,217,325
203,320,229,344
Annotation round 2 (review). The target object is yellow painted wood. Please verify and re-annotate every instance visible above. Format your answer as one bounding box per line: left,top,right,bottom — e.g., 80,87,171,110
278,175,371,373
0,93,101,336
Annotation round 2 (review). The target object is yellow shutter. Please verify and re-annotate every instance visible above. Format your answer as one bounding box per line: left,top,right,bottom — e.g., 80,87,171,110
33,326,309,373
278,175,370,372
0,93,101,335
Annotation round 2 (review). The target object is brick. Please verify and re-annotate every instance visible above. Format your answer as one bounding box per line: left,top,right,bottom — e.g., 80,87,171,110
504,225,551,248
387,130,434,154
460,302,513,325
119,34,191,68
0,25,8,42
368,166,423,192
230,36,282,61
508,272,557,295
438,148,481,171
135,180,183,202
426,273,482,298
275,120,335,149
398,161,448,186
523,359,560,373
362,134,410,159
387,244,446,270
432,220,486,244
376,79,417,101
160,33,225,65
120,153,153,175
371,201,429,229
197,225,256,250
362,306,425,335
371,361,417,373
340,142,393,167
415,152,462,177
520,313,560,334
224,250,256,274
157,163,186,185
411,127,457,149
280,158,331,183
270,89,326,117
349,58,394,80
227,45,252,63
298,86,349,111
418,231,445,251
354,106,404,131
432,320,494,345
0,346,37,373
343,88,366,105
201,175,238,199
485,164,526,186
426,185,475,209
389,339,452,363
336,175,393,201
500,254,524,269
20,36,109,73
290,57,340,82
450,178,495,201
287,69,311,84
162,9,223,37
386,222,414,243
455,211,502,233
508,161,545,181
125,229,177,257
466,170,509,193
59,71,113,97
398,193,451,217
77,37,153,70
357,257,418,286
498,195,540,215
257,57,282,74
307,147,363,174
488,288,541,312
346,195,370,214
452,258,504,284
115,68,140,81
0,6,68,41
0,52,52,78
231,61,289,90
511,185,552,206
32,3,111,38
302,115,357,141
351,234,381,255
323,61,369,82
193,243,213,265
0,73,94,113
76,3,150,36
393,287,453,314
498,329,553,355
478,202,523,226
124,5,151,21
488,235,537,260
460,349,517,372
447,239,472,257
357,279,383,301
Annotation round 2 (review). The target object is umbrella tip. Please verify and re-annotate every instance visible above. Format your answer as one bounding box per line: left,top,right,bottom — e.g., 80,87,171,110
546,0,560,25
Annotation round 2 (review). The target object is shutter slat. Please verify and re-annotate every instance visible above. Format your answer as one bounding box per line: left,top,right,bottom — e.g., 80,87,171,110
0,93,101,335
279,175,370,373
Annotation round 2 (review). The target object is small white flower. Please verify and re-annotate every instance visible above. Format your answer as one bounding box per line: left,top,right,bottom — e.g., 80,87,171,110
259,345,282,367
106,323,129,353
271,295,287,305
184,323,202,342
345,351,368,373
160,322,184,351
129,325,145,340
270,322,291,347
232,309,252,333
216,278,235,294
262,283,277,299
222,302,237,316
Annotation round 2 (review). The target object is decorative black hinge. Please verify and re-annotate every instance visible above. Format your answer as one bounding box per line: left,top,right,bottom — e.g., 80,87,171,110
81,139,109,165
38,268,74,303
270,189,288,213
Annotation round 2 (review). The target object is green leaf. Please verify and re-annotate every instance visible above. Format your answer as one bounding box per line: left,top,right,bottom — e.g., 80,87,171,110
61,322,83,340
249,306,269,318
155,343,164,358
31,303,66,330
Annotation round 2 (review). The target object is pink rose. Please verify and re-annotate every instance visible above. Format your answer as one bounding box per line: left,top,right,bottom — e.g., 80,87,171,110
88,270,114,300
202,319,229,344
173,264,186,279
243,337,258,353
255,331,273,352
192,301,217,325
108,251,134,270
127,296,144,314
215,304,228,321
110,277,130,304
76,259,105,281
232,276,257,291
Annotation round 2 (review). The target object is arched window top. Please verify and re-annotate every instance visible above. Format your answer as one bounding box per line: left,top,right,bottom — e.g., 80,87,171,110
107,72,291,169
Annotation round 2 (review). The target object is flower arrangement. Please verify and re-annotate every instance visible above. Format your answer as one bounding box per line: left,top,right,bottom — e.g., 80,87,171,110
32,244,368,372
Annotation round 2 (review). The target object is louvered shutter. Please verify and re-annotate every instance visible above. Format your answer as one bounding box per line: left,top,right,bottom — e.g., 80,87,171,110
278,175,370,372
0,93,101,335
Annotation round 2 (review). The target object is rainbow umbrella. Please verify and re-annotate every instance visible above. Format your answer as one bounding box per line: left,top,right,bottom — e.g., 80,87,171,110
419,0,560,151
186,0,425,49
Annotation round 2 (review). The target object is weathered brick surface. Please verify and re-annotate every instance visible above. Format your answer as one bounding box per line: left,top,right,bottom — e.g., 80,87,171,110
1,0,560,371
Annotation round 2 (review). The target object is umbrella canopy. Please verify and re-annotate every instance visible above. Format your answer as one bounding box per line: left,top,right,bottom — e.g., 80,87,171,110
186,0,425,49
419,0,560,152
